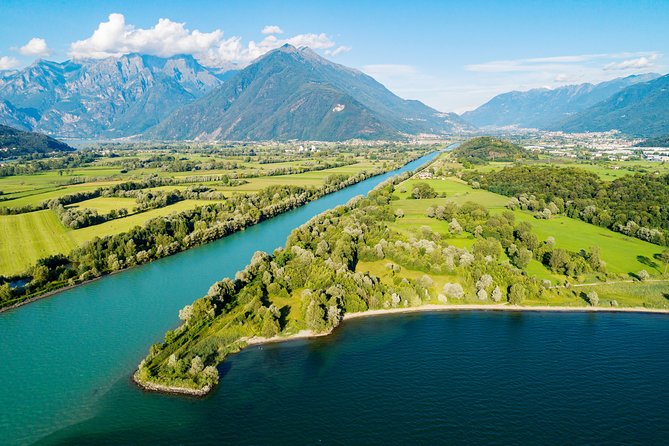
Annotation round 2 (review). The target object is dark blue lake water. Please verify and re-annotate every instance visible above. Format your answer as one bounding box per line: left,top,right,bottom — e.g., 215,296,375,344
39,311,669,445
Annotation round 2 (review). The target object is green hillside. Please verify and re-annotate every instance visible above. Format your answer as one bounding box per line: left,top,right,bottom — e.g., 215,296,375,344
453,137,530,164
0,124,74,159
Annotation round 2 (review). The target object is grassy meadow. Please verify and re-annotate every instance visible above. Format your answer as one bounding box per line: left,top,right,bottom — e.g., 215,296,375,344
390,171,664,284
0,211,76,274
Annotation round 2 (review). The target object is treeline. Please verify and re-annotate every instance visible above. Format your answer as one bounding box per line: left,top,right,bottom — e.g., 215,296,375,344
136,173,560,393
464,165,669,245
0,153,100,178
0,159,355,215
0,167,393,309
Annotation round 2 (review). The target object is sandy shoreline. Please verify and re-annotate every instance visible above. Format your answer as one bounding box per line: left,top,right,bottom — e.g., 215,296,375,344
343,303,669,319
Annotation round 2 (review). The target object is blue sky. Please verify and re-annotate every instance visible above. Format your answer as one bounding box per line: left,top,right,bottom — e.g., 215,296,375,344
1,0,668,111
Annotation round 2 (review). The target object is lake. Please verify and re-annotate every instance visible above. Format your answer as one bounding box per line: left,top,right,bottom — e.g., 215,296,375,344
38,311,669,445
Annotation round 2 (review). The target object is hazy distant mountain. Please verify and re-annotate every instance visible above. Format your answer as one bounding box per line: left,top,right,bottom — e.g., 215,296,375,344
555,74,669,137
144,44,471,141
0,124,73,159
0,54,226,138
462,74,659,129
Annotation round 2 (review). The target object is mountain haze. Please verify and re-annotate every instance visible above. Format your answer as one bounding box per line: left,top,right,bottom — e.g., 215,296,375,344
462,74,659,129
555,73,669,137
144,45,470,141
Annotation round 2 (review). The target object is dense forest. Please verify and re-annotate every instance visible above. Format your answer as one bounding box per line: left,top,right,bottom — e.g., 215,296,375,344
464,165,669,245
452,136,532,165
0,124,74,159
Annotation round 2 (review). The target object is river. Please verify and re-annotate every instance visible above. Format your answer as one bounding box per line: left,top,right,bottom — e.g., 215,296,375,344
0,150,440,445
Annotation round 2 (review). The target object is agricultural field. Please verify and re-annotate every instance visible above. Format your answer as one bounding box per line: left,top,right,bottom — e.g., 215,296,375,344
0,211,76,274
0,145,420,277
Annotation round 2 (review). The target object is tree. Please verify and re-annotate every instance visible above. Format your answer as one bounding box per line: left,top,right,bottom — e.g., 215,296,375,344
586,291,599,306
261,315,280,338
443,283,464,299
0,283,12,302
637,270,650,281
305,299,326,331
508,284,526,305
201,365,219,385
189,356,204,375
518,247,533,268
548,249,570,273
411,182,438,199
448,218,463,235
491,286,502,302
476,274,493,290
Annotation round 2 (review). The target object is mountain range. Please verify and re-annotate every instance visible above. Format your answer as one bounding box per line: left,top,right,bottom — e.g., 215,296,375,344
554,73,669,137
1,45,668,140
0,45,468,141
0,54,229,138
144,45,469,141
461,74,660,129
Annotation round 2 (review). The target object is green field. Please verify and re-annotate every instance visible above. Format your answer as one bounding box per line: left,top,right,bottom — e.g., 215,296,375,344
0,181,122,209
391,175,664,282
67,196,137,214
70,199,222,244
0,211,76,275
511,211,662,276
466,159,669,181
218,161,380,193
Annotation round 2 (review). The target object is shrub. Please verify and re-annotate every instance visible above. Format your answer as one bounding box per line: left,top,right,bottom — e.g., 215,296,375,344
508,283,526,305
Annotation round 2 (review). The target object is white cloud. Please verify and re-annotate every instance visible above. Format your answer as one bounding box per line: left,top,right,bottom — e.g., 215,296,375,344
261,25,284,35
0,56,20,70
18,38,52,57
69,13,223,59
604,54,658,71
466,52,661,73
325,45,352,57
68,13,339,68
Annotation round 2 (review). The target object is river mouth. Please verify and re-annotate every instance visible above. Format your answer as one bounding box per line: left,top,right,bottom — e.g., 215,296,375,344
0,152,440,445
36,311,669,445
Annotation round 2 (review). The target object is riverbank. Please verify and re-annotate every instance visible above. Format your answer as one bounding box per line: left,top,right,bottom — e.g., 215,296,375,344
136,302,669,396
